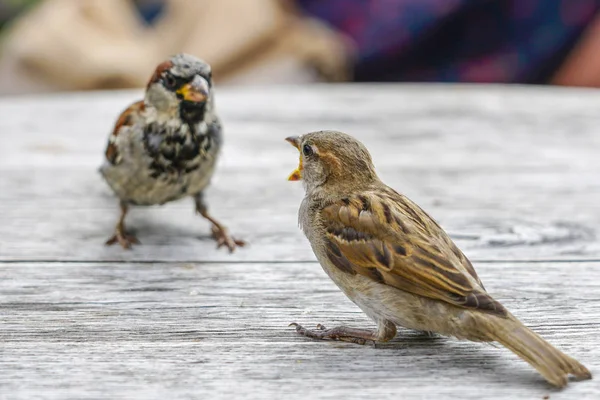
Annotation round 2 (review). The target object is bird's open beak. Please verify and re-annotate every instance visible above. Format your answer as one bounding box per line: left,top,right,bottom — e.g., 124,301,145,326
177,76,209,103
285,136,302,181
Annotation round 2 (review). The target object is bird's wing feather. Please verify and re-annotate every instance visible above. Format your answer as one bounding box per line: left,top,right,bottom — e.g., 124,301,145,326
320,189,507,316
104,101,145,165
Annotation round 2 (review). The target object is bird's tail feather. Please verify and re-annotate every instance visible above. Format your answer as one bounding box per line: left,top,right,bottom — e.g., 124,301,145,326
488,317,591,388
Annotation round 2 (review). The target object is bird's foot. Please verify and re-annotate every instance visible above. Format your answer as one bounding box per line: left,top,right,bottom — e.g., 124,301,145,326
211,225,245,253
105,230,140,249
289,322,375,345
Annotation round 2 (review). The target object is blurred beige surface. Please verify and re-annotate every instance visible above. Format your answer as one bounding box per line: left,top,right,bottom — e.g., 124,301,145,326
0,0,351,94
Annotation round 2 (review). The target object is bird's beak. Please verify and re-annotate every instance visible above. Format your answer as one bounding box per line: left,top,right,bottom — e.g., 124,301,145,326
177,75,209,103
285,136,302,181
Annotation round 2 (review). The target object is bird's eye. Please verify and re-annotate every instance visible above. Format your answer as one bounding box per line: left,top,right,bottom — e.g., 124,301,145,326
163,74,177,90
303,144,313,157
204,71,213,86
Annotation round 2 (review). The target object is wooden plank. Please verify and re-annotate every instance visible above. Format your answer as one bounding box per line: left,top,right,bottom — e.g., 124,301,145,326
1,85,599,262
1,260,598,399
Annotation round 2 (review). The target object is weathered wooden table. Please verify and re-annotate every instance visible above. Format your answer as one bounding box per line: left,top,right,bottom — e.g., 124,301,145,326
1,85,599,399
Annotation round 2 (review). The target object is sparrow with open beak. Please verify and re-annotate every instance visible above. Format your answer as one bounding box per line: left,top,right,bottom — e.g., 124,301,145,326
286,130,591,388
100,54,244,251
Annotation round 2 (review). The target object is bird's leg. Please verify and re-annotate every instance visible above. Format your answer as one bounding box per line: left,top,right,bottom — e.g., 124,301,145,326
105,201,140,249
194,193,245,252
290,320,397,345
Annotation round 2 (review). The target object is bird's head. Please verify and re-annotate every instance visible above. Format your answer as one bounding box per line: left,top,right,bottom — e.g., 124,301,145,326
145,53,213,124
286,131,378,193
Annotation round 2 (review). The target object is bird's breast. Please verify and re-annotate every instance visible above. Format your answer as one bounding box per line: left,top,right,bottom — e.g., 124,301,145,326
142,122,216,179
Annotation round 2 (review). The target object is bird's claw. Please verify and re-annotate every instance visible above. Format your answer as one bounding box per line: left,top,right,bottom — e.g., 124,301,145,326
289,322,369,345
105,230,140,250
343,337,367,345
211,225,245,253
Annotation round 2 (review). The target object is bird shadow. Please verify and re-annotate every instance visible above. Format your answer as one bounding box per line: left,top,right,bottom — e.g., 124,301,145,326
299,329,556,391
385,337,554,390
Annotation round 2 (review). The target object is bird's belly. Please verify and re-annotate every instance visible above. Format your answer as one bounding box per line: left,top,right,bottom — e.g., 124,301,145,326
100,160,212,205
320,255,469,335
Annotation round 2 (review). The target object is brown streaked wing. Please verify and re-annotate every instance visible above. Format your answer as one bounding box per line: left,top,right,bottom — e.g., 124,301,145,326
104,101,145,165
320,192,506,316
451,245,485,289
380,189,486,289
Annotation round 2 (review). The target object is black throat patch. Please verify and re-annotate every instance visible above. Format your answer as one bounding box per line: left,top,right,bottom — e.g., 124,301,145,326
179,101,206,124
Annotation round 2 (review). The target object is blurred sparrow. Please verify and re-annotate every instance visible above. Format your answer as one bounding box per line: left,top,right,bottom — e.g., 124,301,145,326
286,130,591,388
100,54,244,251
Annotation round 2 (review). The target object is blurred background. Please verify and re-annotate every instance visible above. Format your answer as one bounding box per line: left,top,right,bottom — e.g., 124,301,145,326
1,0,600,95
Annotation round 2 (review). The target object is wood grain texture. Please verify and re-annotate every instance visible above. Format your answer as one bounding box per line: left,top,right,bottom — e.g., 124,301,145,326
0,85,599,262
1,261,598,399
1,85,599,399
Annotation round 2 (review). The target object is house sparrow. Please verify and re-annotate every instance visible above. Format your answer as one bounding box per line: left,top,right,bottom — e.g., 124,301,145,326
286,130,591,388
100,54,244,251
